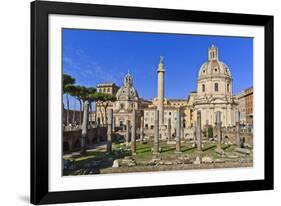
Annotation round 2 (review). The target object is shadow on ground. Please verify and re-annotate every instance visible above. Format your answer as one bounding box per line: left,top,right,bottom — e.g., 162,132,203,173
63,140,130,175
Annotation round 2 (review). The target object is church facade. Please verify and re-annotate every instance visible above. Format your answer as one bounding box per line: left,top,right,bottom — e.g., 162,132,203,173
193,45,238,128
112,72,151,129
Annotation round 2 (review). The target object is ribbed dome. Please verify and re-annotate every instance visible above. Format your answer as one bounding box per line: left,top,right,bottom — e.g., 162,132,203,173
116,86,139,100
198,60,232,78
198,45,232,79
116,72,139,100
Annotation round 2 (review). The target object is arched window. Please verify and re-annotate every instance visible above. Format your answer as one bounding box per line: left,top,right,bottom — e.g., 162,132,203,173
227,83,230,92
214,83,219,92
202,84,205,92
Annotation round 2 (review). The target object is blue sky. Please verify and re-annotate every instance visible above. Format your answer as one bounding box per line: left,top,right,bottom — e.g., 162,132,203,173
63,29,253,109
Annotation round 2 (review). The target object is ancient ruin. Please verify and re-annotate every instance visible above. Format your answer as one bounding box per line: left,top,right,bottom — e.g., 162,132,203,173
63,46,253,176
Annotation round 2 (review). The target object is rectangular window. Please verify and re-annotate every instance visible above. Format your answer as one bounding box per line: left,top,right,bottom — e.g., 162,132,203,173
214,83,219,92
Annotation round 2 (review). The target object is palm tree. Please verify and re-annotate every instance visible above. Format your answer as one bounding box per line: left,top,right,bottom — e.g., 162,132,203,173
63,74,75,126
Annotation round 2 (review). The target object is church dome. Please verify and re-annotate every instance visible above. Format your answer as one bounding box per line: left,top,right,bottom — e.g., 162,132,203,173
198,45,232,80
116,72,139,101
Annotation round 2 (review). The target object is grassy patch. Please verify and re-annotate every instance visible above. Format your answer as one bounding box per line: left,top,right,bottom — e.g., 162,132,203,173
63,140,249,176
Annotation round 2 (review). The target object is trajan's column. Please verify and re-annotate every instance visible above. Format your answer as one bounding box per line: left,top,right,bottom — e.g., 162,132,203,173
157,56,165,138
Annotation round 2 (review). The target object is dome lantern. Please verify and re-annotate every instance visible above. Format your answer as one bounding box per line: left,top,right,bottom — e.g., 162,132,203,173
198,45,232,79
124,71,133,87
116,72,139,102
208,44,218,61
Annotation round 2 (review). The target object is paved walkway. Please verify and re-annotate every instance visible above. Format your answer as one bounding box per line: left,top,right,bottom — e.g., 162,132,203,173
63,141,108,158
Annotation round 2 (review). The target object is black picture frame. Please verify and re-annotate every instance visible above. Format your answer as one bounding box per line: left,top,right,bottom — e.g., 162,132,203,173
31,0,274,205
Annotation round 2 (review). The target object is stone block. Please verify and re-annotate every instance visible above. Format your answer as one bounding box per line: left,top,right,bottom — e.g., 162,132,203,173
235,147,251,155
215,148,225,155
167,141,176,145
214,159,225,163
202,156,213,163
193,156,201,165
112,160,119,168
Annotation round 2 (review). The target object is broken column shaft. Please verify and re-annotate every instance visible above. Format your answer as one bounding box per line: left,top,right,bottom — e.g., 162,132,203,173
106,109,113,153
131,109,136,155
153,110,160,154
176,109,181,152
196,111,202,151
235,111,241,148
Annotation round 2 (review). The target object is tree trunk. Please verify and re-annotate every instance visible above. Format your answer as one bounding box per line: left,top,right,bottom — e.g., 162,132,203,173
98,102,104,126
72,110,76,125
81,100,89,155
103,102,109,126
66,94,70,126
89,101,93,127
79,99,82,126
94,102,97,126
72,99,76,124
62,102,65,125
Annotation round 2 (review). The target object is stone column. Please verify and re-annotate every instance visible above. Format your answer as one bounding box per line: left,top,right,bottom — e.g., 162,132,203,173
153,110,160,154
176,109,181,152
81,100,89,155
89,136,94,146
181,116,185,140
131,110,136,155
126,119,130,146
140,116,144,142
235,110,250,154
112,116,115,132
96,125,100,143
235,111,241,147
206,120,209,139
215,111,223,154
167,118,171,141
157,56,165,127
68,139,73,152
107,109,113,153
196,111,202,151
193,121,197,147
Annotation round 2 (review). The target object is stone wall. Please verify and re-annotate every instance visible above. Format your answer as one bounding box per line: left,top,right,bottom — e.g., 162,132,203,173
220,127,253,146
143,127,253,146
63,127,107,153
